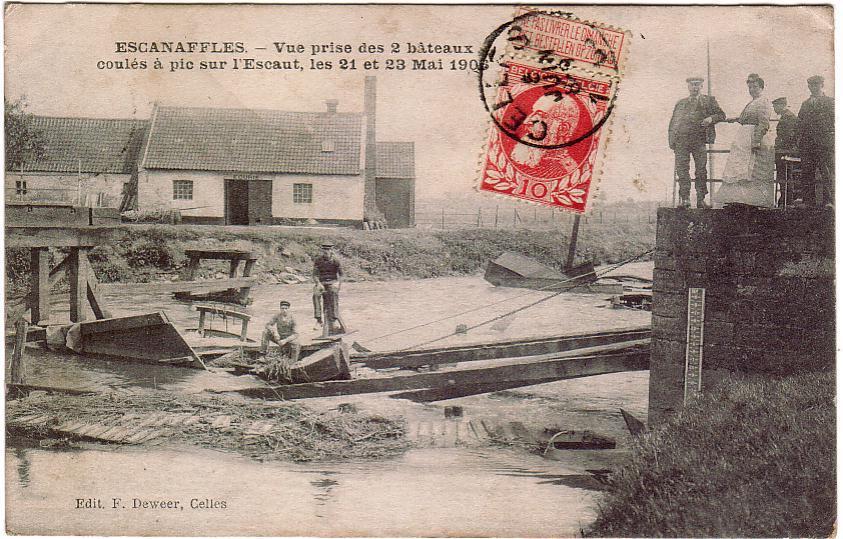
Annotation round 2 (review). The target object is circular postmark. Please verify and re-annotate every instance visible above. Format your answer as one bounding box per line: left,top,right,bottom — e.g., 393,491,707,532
476,10,617,151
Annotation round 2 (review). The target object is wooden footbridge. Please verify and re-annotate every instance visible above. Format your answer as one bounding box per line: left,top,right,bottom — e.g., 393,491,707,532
6,203,651,404
221,327,651,402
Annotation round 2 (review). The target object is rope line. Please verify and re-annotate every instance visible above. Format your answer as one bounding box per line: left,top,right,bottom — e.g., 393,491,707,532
359,248,653,349
396,249,653,352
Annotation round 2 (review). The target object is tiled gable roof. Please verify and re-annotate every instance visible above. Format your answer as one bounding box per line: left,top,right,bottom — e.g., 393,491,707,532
376,142,415,179
13,117,148,174
142,106,363,175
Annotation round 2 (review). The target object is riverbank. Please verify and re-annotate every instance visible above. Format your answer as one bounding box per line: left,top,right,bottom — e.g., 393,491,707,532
5,222,655,294
587,371,836,537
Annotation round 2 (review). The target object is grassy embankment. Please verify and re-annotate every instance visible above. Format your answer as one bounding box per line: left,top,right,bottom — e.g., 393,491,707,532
5,222,655,294
587,371,836,538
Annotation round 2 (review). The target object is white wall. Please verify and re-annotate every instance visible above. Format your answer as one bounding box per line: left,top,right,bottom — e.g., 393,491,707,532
139,169,365,221
5,171,129,207
272,173,364,220
139,170,225,217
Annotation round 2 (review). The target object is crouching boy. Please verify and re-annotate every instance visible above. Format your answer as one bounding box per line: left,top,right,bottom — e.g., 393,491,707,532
260,300,301,362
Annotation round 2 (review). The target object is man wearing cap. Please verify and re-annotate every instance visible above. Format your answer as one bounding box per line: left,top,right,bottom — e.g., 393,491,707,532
772,97,799,205
312,241,344,333
261,300,300,361
669,76,726,208
797,75,834,207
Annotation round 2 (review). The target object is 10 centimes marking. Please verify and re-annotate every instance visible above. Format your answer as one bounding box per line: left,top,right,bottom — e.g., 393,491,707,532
476,9,629,213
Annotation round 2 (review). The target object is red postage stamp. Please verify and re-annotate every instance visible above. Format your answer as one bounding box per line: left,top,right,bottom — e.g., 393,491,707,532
479,61,615,213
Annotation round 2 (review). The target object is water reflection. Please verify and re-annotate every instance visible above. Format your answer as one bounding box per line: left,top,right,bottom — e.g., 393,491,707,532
6,444,601,536
13,447,31,488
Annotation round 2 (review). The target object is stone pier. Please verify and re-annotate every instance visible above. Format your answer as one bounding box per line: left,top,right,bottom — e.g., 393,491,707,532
649,207,835,425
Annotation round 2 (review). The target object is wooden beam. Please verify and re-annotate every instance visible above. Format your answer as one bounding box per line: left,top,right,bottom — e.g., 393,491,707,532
68,248,88,322
10,317,28,385
229,345,650,400
29,248,50,324
354,327,651,369
389,377,575,402
82,255,109,319
5,226,103,248
97,277,257,295
184,249,258,261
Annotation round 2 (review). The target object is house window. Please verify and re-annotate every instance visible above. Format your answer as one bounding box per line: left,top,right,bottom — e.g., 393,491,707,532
173,180,193,200
321,140,335,152
293,183,313,204
15,180,27,196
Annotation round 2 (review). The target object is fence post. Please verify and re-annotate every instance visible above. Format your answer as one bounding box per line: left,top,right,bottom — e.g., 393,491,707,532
441,207,446,229
477,208,482,227
494,205,499,228
513,208,518,226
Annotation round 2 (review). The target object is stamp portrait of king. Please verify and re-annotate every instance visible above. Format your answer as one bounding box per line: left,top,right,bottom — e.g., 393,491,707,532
480,63,614,213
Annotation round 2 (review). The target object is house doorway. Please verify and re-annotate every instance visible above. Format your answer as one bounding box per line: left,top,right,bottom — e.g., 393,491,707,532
225,179,272,225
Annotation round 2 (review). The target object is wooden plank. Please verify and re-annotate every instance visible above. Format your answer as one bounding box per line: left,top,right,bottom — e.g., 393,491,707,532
83,255,109,319
184,249,257,261
231,346,650,400
10,317,28,384
89,207,120,225
5,226,104,248
4,327,47,345
389,377,576,402
81,320,204,369
68,248,87,322
78,312,167,336
184,255,201,281
195,305,251,321
98,277,257,295
5,205,91,227
228,259,241,278
354,327,651,369
30,248,50,324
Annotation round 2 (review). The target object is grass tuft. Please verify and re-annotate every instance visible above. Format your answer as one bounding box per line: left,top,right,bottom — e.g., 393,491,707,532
586,372,836,538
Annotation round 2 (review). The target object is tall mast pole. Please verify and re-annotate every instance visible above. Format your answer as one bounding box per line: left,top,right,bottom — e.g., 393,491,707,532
706,39,714,202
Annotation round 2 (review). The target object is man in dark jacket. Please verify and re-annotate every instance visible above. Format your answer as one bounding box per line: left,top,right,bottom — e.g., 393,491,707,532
312,241,344,333
669,76,726,209
773,97,799,206
797,75,834,207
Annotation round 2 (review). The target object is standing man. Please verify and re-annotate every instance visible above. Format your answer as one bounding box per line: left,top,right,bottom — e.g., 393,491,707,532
313,241,344,334
669,76,726,209
797,75,834,207
772,97,799,206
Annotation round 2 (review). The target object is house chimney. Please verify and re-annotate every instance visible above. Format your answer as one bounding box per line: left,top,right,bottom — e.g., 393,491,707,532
325,99,339,113
363,76,377,218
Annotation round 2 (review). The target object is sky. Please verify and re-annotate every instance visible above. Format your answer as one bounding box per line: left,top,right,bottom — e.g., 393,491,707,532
4,4,834,204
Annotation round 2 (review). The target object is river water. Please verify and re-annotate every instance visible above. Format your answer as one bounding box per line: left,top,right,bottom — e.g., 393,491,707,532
6,266,652,535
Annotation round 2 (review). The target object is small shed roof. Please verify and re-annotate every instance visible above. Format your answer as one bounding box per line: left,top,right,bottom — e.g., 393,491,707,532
376,142,415,179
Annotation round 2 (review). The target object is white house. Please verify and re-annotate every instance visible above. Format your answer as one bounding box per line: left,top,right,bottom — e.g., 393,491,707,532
7,77,416,227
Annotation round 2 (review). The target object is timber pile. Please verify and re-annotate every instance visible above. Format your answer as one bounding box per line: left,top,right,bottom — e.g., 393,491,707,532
6,390,408,462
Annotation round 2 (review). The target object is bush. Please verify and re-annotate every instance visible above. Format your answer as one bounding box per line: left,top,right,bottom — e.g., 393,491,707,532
587,372,836,538
123,239,184,269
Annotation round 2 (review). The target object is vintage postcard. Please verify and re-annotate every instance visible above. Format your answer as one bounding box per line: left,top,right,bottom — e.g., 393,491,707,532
4,4,835,537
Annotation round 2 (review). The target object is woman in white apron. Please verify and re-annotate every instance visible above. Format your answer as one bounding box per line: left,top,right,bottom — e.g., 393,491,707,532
715,73,776,207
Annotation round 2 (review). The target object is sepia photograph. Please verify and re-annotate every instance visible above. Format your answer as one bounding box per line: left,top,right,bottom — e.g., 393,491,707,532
3,4,836,536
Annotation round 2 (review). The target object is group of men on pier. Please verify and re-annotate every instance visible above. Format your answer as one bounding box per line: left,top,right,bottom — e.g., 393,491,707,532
669,74,834,209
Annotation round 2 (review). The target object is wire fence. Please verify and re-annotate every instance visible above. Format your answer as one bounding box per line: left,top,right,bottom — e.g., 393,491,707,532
5,188,115,207
415,204,657,229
